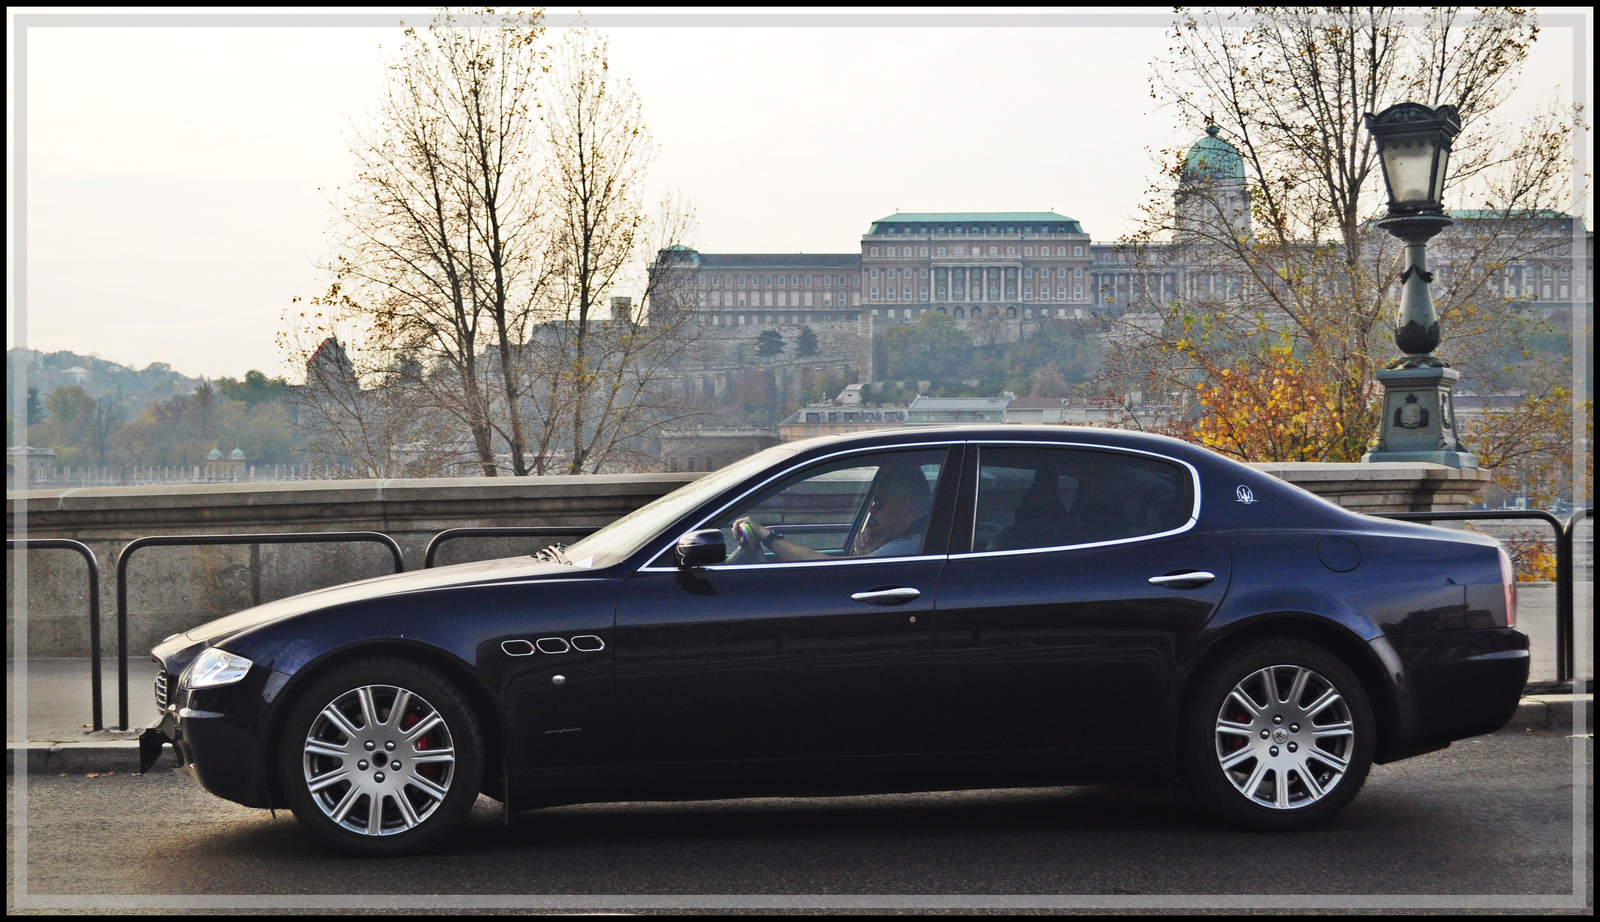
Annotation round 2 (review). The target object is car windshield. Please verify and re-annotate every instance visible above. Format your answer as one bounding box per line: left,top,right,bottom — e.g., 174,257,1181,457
560,445,798,567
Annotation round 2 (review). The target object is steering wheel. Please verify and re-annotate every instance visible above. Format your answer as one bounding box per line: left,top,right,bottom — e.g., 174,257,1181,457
727,520,763,565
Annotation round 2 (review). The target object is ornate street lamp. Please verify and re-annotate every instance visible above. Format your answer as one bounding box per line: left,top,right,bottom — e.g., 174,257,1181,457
1362,102,1476,468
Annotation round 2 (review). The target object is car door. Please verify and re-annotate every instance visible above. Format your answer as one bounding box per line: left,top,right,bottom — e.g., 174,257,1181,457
933,442,1231,754
613,445,961,765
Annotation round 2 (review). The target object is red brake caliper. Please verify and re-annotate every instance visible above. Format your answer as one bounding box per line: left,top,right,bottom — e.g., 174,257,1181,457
399,708,439,779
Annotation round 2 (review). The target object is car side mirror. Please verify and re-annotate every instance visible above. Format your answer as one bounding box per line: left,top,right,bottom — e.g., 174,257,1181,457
676,529,726,568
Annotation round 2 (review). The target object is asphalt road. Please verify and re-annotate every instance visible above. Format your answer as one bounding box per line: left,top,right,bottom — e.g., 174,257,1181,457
7,730,1592,913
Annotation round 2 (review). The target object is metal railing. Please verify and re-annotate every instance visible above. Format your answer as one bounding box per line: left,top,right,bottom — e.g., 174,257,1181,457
423,527,597,569
112,532,406,729
7,538,105,730
1378,508,1592,684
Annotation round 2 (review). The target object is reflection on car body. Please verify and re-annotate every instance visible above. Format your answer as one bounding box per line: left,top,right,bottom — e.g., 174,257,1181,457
144,426,1529,855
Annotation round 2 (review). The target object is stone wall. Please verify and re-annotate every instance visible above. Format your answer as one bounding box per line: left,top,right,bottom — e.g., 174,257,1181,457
1246,462,1492,513
7,461,1488,658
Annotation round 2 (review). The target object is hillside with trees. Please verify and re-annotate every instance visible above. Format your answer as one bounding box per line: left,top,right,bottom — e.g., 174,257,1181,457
7,348,300,480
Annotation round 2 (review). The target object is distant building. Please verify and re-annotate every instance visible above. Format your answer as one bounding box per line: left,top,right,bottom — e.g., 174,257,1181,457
644,127,1589,440
777,404,907,441
655,126,1590,341
1004,396,1125,425
6,445,58,489
906,396,1011,425
1451,393,1533,430
862,212,1098,323
664,250,864,328
660,427,781,473
205,445,247,481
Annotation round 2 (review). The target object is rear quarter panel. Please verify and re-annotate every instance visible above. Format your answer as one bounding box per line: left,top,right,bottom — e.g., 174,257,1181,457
1181,451,1525,757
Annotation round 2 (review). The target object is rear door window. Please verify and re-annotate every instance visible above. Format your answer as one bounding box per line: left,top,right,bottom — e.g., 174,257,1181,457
968,445,1194,553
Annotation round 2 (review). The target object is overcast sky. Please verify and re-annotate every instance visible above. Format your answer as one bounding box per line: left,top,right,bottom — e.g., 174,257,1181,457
7,7,1593,381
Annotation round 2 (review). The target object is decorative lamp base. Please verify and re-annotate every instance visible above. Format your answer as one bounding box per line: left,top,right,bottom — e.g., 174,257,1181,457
1362,365,1478,470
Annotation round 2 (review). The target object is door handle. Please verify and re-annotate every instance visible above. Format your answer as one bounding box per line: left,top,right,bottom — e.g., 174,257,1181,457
851,587,922,604
1148,571,1216,587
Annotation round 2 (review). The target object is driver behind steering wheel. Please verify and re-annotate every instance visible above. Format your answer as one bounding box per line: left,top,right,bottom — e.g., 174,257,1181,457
733,464,932,562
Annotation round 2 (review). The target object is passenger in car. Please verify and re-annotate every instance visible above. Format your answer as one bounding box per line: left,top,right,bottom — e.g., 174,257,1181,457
988,467,1075,551
736,464,932,561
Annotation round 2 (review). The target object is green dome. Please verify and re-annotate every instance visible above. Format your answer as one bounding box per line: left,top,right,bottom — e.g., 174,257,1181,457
1183,125,1244,182
230,447,246,460
207,447,223,461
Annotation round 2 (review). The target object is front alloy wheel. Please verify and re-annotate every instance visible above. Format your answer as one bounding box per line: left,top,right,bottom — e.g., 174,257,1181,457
280,658,483,856
302,684,457,836
1182,640,1374,830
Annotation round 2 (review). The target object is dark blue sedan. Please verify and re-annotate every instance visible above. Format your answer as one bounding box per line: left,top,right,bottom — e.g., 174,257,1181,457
145,426,1528,855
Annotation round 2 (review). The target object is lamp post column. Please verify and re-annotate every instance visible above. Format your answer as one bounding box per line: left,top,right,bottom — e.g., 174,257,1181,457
1363,212,1474,468
1360,100,1476,469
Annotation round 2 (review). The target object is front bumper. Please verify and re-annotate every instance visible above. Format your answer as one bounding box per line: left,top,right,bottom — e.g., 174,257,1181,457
142,649,275,809
143,702,273,807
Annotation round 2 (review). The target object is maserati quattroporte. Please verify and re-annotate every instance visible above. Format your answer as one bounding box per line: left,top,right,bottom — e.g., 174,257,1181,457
144,427,1528,855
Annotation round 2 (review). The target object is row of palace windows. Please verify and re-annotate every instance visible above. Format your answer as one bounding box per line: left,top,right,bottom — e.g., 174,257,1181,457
873,223,1081,236
703,274,859,288
868,305,1088,320
1496,281,1574,300
708,312,852,326
669,457,720,473
802,411,904,423
869,284,1086,301
870,267,1085,280
707,291,857,308
869,244,1088,258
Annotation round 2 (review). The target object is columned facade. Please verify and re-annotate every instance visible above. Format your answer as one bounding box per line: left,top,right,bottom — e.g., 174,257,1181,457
859,213,1099,324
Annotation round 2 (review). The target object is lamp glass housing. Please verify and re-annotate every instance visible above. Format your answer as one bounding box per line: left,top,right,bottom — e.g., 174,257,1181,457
1379,134,1448,208
1366,102,1460,214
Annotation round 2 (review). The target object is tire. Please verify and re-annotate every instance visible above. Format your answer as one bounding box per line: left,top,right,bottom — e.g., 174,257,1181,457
1179,639,1375,831
277,657,484,856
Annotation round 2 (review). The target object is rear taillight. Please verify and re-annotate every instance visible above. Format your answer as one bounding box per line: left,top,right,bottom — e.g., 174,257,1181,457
1498,547,1517,628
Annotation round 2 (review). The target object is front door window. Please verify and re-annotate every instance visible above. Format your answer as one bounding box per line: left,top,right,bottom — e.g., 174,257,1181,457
711,449,947,564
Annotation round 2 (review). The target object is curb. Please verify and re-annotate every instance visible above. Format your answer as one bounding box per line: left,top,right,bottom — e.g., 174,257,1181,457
9,740,177,776
1500,694,1592,734
10,696,1589,776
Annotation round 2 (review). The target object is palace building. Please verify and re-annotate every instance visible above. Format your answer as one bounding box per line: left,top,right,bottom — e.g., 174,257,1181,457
657,125,1589,333
650,127,1592,397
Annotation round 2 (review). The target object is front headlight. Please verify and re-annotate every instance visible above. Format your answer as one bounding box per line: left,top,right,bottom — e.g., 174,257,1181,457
181,648,254,689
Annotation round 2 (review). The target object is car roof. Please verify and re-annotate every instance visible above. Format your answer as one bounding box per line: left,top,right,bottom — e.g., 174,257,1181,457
779,424,1206,461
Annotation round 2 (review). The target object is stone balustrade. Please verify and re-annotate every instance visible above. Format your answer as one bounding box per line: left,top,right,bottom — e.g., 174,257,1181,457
1246,461,1491,514
7,462,1488,657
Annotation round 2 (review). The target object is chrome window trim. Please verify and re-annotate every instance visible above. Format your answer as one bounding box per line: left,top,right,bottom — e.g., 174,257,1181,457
957,440,1203,559
645,552,950,574
636,440,962,574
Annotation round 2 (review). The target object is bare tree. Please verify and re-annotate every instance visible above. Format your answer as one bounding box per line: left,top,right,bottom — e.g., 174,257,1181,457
1097,7,1578,463
309,9,548,476
527,30,708,474
281,293,466,478
288,15,708,477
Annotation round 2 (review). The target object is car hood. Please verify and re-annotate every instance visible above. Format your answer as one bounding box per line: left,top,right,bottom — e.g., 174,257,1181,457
183,555,583,646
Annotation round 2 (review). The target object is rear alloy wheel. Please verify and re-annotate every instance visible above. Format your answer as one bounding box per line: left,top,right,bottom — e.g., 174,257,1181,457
279,658,483,856
1181,639,1374,831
